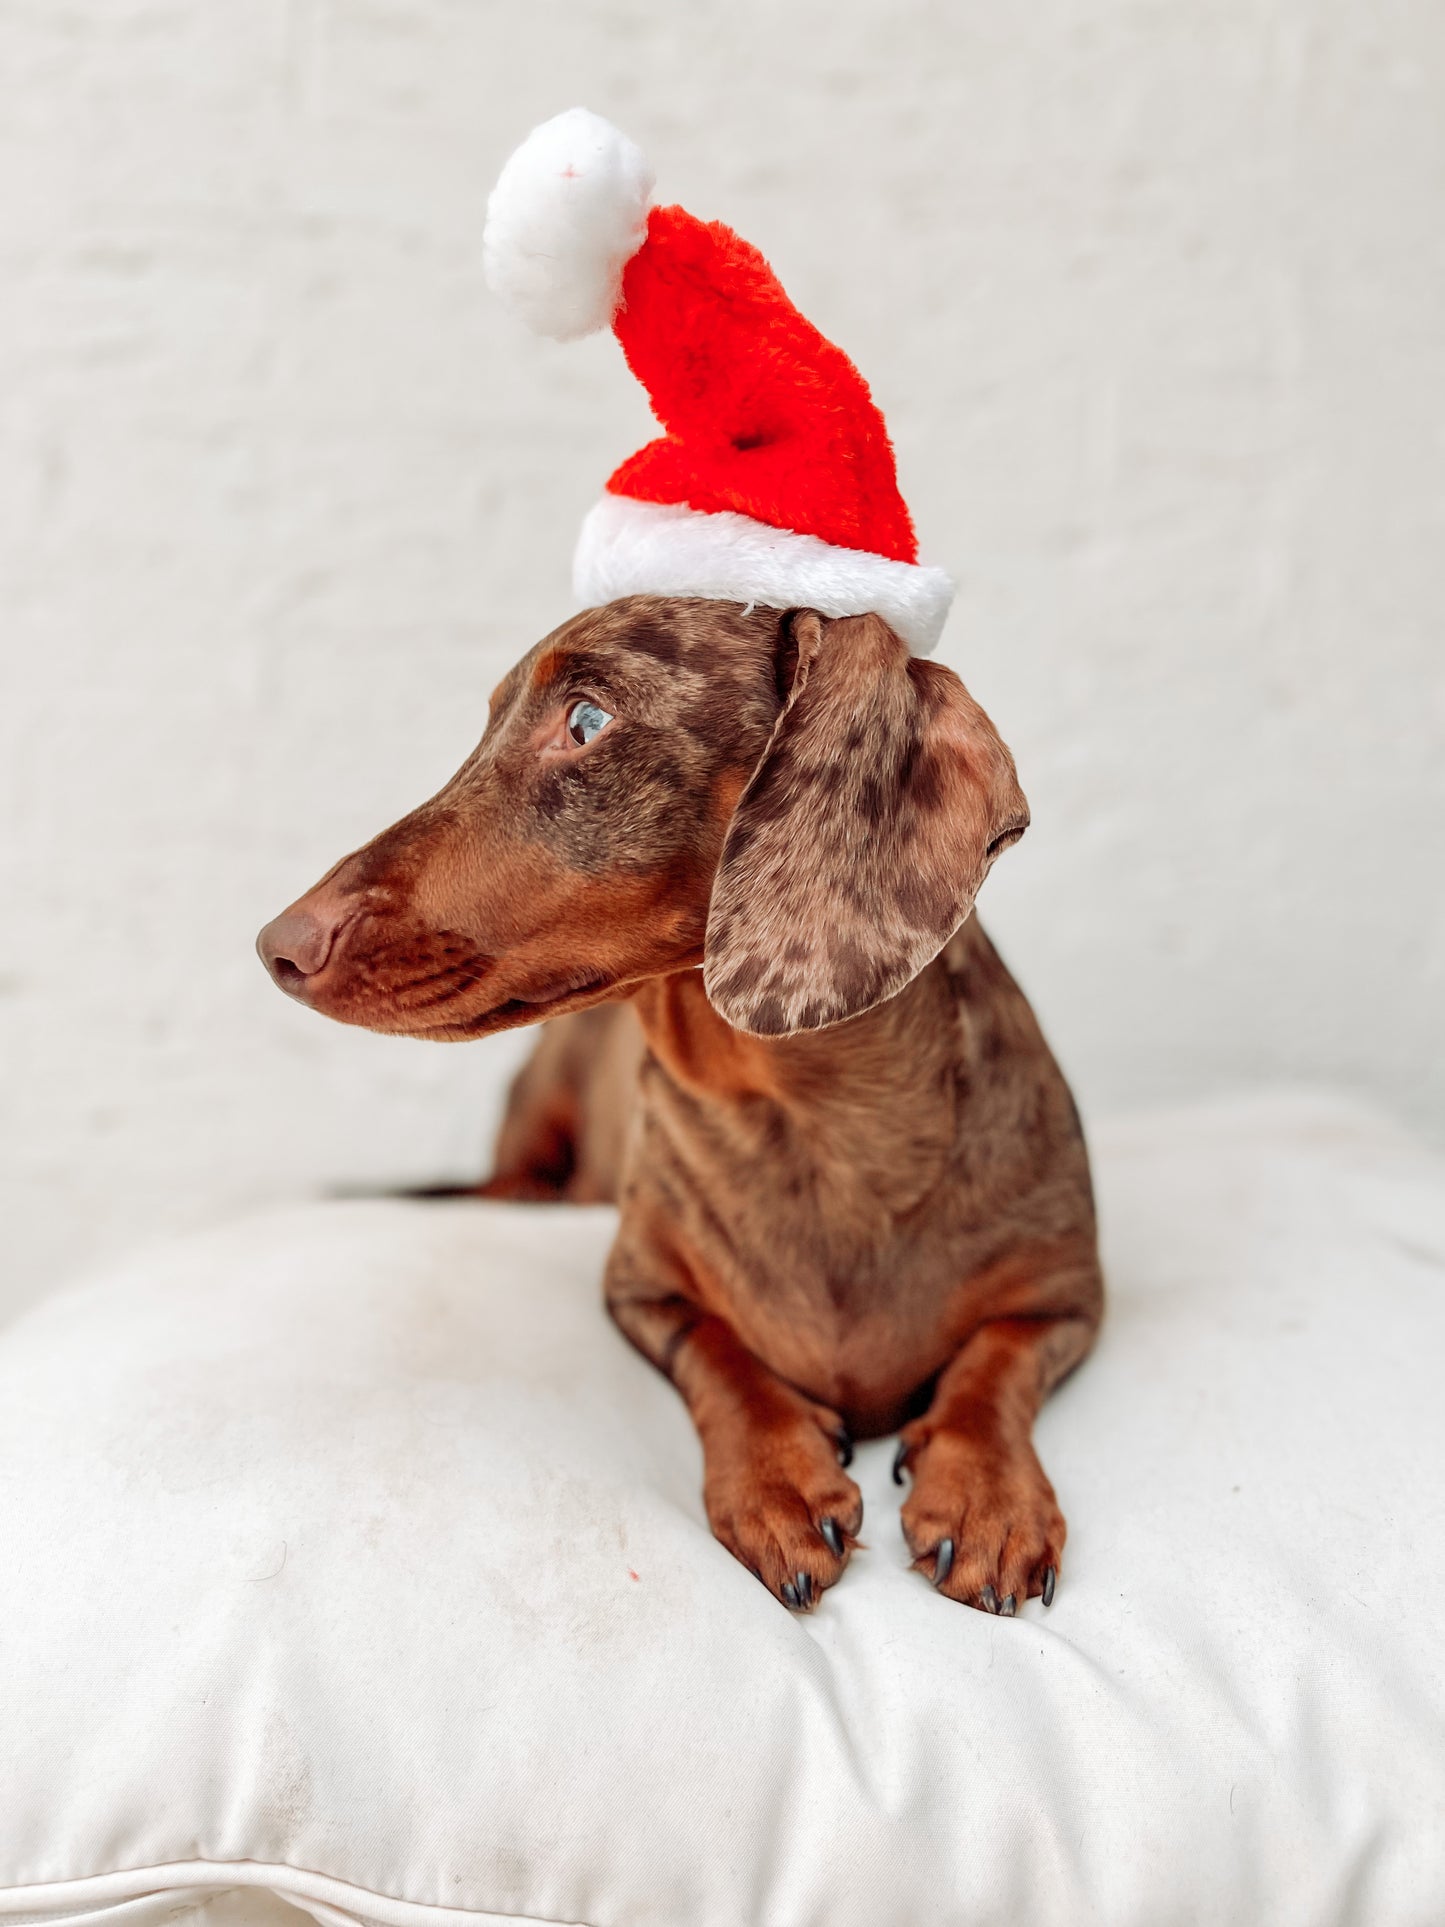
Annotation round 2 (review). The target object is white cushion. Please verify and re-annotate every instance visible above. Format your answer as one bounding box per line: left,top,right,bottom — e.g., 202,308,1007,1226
2,1094,1443,1927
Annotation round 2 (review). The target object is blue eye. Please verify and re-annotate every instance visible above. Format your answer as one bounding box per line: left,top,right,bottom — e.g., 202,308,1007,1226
567,699,613,747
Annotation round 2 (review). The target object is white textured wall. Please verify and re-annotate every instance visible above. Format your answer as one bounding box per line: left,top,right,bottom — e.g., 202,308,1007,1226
3,1,1443,1310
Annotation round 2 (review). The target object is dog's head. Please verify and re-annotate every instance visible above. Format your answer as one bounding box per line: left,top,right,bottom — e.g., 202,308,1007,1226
256,597,1028,1039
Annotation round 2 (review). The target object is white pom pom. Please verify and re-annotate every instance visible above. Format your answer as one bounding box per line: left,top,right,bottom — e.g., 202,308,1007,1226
483,109,654,342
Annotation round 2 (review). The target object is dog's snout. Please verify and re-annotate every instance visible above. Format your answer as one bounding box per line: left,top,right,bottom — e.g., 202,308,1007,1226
256,904,347,997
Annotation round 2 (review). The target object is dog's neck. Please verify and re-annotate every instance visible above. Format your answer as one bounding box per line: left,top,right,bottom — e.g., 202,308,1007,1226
628,962,960,1215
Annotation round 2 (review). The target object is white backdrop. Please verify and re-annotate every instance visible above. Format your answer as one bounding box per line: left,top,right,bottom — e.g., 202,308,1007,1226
2,1,1442,1310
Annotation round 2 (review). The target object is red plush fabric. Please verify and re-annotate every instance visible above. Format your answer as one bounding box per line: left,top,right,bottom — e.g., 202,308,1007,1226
609,205,918,563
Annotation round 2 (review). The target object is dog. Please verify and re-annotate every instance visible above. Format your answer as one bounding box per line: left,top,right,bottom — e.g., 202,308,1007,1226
257,596,1103,1614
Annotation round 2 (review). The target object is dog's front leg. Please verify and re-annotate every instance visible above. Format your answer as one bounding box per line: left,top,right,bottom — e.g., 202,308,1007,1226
894,1304,1098,1614
606,1253,863,1611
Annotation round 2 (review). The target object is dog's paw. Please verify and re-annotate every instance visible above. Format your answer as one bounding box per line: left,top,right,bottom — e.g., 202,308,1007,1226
703,1406,863,1611
895,1422,1064,1613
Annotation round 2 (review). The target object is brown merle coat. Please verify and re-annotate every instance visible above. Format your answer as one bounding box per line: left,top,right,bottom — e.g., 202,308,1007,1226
258,598,1103,1614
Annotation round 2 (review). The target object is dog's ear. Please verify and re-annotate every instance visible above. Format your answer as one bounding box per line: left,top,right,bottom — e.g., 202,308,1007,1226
704,611,1028,1036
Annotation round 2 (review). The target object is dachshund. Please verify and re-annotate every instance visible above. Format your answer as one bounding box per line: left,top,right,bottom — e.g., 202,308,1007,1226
257,596,1103,1614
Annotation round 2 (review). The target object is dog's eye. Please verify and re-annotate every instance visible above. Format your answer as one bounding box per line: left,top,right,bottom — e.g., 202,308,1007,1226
567,699,613,747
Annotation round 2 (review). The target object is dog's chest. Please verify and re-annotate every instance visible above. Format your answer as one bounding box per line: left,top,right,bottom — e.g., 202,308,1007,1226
648,1087,980,1418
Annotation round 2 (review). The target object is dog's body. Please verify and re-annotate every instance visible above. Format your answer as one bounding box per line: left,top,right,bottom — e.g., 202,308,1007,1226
259,596,1102,1613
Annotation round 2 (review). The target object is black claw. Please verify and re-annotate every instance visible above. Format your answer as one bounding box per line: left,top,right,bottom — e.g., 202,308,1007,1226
796,1570,813,1608
980,1584,1000,1614
1000,1593,1017,1617
835,1428,853,1468
1042,1565,1056,1609
892,1441,910,1486
933,1537,955,1587
820,1516,844,1558
781,1580,800,1609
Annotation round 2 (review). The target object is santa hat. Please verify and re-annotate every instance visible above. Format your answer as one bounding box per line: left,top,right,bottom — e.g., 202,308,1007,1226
482,109,954,654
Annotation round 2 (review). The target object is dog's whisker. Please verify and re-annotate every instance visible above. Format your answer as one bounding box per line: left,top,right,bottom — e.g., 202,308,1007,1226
396,960,484,994
390,965,493,1012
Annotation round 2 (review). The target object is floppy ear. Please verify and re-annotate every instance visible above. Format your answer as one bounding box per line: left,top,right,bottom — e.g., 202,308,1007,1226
704,611,1028,1036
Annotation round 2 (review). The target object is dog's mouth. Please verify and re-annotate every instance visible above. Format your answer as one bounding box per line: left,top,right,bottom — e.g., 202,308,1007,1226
452,963,612,1040
314,947,615,1040
261,897,625,1040
446,966,614,1038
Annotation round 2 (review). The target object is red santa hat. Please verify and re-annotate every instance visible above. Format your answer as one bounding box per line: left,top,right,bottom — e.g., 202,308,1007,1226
482,109,954,654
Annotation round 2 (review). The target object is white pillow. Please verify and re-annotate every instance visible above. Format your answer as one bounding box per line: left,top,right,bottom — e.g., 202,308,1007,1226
2,1094,1443,1927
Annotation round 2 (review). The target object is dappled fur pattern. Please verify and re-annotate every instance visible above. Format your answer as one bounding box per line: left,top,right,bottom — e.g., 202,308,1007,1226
706,612,1028,1034
257,595,1103,1614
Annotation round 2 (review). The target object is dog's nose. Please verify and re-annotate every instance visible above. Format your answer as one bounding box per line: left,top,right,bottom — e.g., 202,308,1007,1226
256,904,346,997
